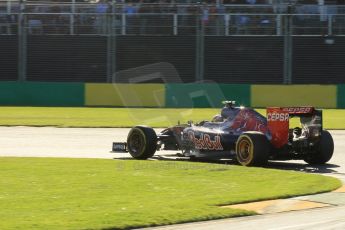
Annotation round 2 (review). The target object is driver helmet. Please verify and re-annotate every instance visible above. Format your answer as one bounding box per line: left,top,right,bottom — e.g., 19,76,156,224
221,101,239,120
212,114,223,122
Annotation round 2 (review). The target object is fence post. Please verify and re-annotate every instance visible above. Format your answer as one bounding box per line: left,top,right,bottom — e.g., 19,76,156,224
225,14,230,36
276,14,282,35
173,13,178,35
121,13,126,35
107,0,117,83
328,14,333,35
195,4,204,82
18,0,27,82
7,0,11,33
70,0,75,35
283,5,293,84
7,0,11,13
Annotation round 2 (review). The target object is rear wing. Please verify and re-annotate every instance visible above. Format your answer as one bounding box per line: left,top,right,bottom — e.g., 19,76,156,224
266,107,322,148
279,107,314,115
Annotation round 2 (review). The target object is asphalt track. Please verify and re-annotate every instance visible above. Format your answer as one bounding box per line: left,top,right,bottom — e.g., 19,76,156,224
0,127,344,230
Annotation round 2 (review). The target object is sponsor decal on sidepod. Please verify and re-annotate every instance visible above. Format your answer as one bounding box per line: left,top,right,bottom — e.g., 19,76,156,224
188,131,224,150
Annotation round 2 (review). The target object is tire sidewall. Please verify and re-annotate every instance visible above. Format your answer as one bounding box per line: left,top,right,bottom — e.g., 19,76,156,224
127,127,148,158
236,133,269,166
127,126,157,159
305,130,334,164
320,130,334,163
236,135,254,166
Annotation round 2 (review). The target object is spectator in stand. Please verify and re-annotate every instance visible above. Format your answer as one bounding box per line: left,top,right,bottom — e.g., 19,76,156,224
257,7,274,35
215,0,226,35
235,12,250,34
8,3,19,34
124,1,139,34
138,0,149,34
201,3,210,25
176,0,188,33
97,0,109,13
94,0,109,34
224,0,247,3
49,5,62,34
123,1,138,15
0,7,11,34
28,6,43,34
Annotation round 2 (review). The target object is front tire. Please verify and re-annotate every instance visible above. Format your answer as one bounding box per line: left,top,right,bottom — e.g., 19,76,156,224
127,126,157,159
236,133,270,166
304,130,334,164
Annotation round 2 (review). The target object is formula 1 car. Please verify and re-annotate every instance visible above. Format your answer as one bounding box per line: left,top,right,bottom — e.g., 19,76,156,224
112,101,334,166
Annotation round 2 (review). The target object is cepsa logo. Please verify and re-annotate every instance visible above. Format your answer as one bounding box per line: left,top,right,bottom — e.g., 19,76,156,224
188,132,223,150
267,112,289,122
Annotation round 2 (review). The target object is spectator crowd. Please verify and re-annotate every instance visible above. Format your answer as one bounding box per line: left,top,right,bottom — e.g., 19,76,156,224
0,0,344,35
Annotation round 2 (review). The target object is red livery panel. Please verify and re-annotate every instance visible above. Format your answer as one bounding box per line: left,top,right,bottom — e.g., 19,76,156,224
267,107,289,148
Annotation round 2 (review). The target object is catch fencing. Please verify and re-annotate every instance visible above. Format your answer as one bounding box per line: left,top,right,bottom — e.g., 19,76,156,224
0,1,345,83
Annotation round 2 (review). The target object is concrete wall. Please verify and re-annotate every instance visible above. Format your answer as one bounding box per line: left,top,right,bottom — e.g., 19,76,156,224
0,82,84,106
85,83,165,107
251,85,337,108
0,82,343,109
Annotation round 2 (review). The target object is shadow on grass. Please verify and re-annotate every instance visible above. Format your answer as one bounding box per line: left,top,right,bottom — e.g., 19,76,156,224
114,153,341,175
267,161,341,174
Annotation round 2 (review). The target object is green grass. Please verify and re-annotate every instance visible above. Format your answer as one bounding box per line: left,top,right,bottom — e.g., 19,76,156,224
0,157,341,230
0,107,345,129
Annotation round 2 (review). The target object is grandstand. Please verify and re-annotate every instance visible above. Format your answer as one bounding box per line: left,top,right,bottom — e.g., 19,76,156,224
0,0,344,84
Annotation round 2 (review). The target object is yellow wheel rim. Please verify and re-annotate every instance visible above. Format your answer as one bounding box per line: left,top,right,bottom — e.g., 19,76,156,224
237,136,254,165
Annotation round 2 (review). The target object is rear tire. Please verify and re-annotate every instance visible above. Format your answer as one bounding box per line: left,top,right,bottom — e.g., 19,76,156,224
127,126,157,159
304,130,334,164
236,133,270,166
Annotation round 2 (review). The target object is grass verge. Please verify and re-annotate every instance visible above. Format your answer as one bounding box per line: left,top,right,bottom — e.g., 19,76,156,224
0,107,344,129
0,157,341,230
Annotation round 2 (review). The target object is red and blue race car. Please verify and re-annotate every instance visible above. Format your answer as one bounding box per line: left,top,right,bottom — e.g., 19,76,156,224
113,101,334,166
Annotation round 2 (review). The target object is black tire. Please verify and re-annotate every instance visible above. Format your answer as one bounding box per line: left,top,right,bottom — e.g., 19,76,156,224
304,130,334,164
127,126,157,159
235,132,270,166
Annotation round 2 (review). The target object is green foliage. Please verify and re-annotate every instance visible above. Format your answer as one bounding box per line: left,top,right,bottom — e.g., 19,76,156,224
0,158,341,230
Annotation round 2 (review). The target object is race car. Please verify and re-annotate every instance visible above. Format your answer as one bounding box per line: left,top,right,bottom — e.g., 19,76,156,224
112,101,334,166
